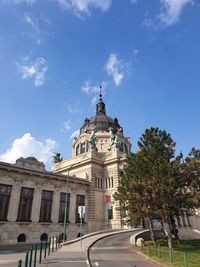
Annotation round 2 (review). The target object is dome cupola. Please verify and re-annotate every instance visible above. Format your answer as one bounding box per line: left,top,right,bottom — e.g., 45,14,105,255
80,88,123,135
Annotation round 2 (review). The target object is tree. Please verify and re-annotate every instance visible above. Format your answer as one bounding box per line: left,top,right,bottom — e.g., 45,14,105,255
52,152,63,163
181,148,200,209
114,127,194,250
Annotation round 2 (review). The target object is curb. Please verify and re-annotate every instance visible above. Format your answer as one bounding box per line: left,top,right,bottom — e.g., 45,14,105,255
62,228,122,246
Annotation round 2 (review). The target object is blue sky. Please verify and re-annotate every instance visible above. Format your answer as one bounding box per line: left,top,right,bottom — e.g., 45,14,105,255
0,0,200,170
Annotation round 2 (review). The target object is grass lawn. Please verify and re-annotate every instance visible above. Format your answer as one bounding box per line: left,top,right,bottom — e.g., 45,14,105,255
141,240,200,267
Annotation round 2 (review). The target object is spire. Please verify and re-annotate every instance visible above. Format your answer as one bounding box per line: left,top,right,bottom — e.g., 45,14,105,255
96,85,106,115
99,85,102,99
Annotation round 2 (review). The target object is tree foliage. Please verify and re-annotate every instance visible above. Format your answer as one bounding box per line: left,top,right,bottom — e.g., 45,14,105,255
114,127,200,249
52,152,63,163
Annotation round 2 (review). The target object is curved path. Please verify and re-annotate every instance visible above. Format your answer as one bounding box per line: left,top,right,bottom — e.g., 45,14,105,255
89,232,157,267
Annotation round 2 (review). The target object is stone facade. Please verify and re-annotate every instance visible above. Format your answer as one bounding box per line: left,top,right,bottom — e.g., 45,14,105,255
52,94,131,233
0,158,89,244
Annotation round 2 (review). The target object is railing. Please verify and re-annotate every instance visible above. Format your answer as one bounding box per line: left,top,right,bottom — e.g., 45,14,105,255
17,236,61,267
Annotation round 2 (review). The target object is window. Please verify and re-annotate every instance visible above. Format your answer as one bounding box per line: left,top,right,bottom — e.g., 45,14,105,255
105,178,108,189
17,233,26,242
119,142,124,152
181,211,187,226
58,193,70,223
95,177,97,188
0,184,12,221
111,177,114,188
108,206,113,220
39,190,53,222
40,233,48,241
108,178,111,188
101,178,103,189
80,142,86,154
17,187,34,222
76,144,80,156
86,141,89,152
98,178,100,188
76,195,85,223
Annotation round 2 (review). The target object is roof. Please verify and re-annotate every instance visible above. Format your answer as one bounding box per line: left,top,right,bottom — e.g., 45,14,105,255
80,94,123,135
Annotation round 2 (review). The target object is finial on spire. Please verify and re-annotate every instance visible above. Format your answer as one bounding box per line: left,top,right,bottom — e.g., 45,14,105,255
96,85,106,115
99,85,102,99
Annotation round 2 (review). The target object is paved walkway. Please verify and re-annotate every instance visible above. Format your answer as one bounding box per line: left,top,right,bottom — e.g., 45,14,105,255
0,229,158,267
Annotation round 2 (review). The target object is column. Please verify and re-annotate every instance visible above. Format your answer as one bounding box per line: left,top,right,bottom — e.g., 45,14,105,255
31,187,42,222
7,184,21,222
69,192,76,223
51,190,60,223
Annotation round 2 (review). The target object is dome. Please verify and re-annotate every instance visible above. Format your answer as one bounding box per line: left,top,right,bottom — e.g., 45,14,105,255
80,93,123,135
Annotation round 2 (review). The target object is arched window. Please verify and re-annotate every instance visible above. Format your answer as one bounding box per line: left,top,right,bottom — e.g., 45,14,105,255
105,178,107,189
111,177,114,187
98,178,100,188
77,232,83,238
76,144,80,156
80,142,86,154
40,233,48,241
17,233,26,242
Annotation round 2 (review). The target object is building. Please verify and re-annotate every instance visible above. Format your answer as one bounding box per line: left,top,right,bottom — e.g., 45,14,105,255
0,157,89,244
52,92,131,232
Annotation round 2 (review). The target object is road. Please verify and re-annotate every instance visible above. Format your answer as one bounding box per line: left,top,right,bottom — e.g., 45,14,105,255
89,232,157,267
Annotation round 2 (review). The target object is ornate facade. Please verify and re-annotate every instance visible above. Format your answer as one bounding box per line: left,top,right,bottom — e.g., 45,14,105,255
0,157,89,244
52,93,131,232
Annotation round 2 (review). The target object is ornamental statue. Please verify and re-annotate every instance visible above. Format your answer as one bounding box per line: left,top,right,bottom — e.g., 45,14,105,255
108,135,120,151
88,131,97,149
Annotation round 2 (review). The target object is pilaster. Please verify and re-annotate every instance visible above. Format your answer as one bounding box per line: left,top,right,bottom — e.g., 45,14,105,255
7,184,21,222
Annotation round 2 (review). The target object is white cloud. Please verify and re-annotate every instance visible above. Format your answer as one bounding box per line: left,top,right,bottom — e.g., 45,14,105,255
24,13,51,44
105,53,125,86
145,0,193,28
55,0,112,16
81,80,106,105
159,0,193,26
60,120,71,132
16,56,48,86
70,129,79,140
0,133,57,164
24,13,41,44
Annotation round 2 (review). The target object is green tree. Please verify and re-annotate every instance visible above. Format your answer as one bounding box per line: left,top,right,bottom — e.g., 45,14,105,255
52,152,63,163
181,148,200,209
114,127,192,250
